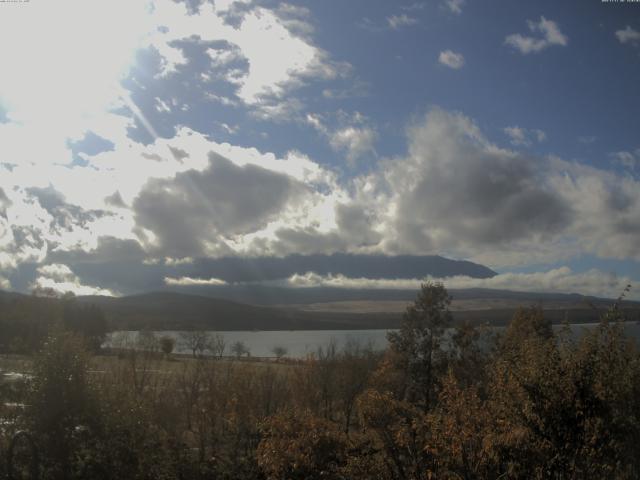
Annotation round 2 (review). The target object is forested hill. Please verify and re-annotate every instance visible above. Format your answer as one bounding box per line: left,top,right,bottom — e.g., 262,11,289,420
1,288,638,333
78,289,639,331
75,291,384,331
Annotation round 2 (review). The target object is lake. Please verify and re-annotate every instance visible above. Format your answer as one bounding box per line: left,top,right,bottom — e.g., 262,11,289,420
107,322,640,359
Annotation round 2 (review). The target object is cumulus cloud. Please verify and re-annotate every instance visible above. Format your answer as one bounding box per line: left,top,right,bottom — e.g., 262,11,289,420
133,152,307,257
307,111,377,164
503,126,546,147
1,91,639,298
610,149,640,170
285,267,637,300
379,108,572,263
145,0,349,114
0,187,11,218
616,25,640,46
329,127,377,164
365,108,640,268
438,50,465,69
547,158,640,261
505,17,568,54
32,263,115,296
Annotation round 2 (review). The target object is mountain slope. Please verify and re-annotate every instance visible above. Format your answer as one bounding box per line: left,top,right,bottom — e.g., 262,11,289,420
77,288,639,331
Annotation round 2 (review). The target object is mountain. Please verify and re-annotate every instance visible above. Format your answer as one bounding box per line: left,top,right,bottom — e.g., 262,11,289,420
76,288,639,331
76,291,395,330
180,254,498,283
152,284,616,307
3,287,637,332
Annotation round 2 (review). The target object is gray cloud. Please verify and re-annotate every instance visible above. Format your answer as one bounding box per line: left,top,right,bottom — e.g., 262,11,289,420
48,236,147,265
382,108,572,257
133,152,306,258
273,228,350,256
0,187,11,218
335,203,382,248
104,191,127,208
26,185,111,236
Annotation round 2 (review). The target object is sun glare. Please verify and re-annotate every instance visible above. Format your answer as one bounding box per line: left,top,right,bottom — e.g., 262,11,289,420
0,0,153,135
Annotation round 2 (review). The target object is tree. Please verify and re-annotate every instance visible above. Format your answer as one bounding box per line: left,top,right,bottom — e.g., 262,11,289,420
210,332,226,359
159,336,175,358
29,330,96,480
231,340,250,358
499,305,553,354
257,410,349,480
485,302,640,478
62,301,108,353
449,320,489,387
179,330,211,358
386,281,452,411
271,345,288,360
137,329,158,352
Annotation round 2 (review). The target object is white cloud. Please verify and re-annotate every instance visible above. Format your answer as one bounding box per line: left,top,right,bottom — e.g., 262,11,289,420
329,127,377,164
505,17,568,54
33,264,116,296
0,0,152,129
359,13,418,32
375,108,571,264
366,108,640,268
307,112,377,164
285,267,637,300
206,45,243,68
387,14,419,30
547,158,640,261
218,122,239,135
2,89,639,296
164,276,227,286
616,25,640,46
0,276,10,290
610,149,640,170
444,0,465,14
503,126,546,147
155,97,172,113
147,0,348,111
438,50,465,69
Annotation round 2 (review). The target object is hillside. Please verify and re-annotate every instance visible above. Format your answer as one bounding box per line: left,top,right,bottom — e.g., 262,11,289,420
76,288,639,331
2,287,637,332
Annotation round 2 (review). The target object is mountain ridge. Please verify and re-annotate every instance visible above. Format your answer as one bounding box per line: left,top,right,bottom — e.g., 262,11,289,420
2,286,637,331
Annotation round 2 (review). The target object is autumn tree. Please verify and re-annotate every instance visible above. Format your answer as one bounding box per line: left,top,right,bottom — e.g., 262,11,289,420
387,281,452,411
258,410,343,479
29,330,96,480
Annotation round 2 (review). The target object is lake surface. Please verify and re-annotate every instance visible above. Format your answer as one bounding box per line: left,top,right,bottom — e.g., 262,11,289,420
107,322,640,359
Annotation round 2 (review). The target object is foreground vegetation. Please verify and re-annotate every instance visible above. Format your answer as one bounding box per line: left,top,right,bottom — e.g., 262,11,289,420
0,283,639,479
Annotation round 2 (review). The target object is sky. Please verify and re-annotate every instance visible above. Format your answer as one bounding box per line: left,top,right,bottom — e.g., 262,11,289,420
0,0,639,299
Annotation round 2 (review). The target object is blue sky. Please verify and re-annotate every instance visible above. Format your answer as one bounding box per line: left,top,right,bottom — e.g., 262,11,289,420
0,0,639,298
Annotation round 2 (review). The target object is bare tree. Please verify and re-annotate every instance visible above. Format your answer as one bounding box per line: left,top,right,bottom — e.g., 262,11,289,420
137,329,158,352
231,340,249,359
271,345,288,360
179,330,210,358
210,332,226,359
